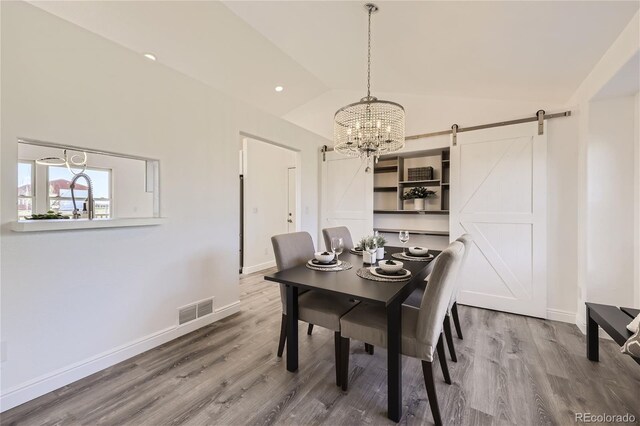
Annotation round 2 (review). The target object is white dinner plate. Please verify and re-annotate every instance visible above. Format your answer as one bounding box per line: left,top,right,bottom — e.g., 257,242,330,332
369,267,411,279
308,259,342,268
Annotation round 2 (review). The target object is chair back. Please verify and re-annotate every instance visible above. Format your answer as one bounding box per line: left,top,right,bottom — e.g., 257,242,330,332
449,234,473,311
271,231,316,314
415,241,465,361
322,226,354,251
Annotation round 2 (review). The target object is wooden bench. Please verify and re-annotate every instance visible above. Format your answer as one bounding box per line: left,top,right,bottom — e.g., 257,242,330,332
586,302,640,365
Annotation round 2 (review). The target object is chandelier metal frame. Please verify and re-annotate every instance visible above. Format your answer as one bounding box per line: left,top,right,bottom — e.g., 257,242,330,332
333,3,405,171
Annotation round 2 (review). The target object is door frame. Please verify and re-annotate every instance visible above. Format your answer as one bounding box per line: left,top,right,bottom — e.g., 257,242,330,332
239,134,301,274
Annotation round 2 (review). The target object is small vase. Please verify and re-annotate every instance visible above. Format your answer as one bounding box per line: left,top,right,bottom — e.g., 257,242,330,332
363,251,374,264
413,198,425,210
376,247,385,260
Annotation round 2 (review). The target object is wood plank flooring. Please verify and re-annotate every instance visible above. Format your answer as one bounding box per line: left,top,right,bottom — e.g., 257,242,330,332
3,269,639,425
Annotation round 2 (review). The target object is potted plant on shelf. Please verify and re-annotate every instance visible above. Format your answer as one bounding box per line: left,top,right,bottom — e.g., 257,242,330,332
401,187,437,210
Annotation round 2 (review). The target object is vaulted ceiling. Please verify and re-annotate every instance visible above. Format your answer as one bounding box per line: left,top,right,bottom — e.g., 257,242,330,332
30,1,638,132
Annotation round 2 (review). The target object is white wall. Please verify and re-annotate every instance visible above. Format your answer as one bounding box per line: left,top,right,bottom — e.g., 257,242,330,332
586,96,637,306
242,138,296,273
568,11,640,328
0,2,328,410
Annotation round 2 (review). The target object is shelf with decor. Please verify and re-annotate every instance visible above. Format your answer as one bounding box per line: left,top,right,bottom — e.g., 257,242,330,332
373,148,451,250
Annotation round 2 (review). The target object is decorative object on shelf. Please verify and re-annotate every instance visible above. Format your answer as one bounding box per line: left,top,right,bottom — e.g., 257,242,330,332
408,166,433,181
333,3,405,173
401,186,437,210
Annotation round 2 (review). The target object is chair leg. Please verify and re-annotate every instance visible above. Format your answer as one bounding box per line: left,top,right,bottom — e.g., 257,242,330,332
307,324,314,335
451,302,463,340
277,313,287,358
364,343,374,355
421,360,443,426
334,332,342,387
443,315,458,362
340,337,350,391
436,334,452,385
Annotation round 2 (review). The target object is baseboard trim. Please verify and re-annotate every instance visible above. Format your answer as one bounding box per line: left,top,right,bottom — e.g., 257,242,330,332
242,260,276,275
546,308,576,324
0,300,241,412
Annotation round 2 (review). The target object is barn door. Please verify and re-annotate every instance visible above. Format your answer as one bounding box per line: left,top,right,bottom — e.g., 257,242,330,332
321,151,373,250
451,122,547,318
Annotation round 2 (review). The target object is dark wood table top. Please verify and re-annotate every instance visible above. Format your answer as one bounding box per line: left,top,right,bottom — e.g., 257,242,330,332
264,246,440,307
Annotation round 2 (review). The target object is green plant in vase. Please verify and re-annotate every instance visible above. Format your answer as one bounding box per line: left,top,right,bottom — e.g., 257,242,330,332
401,186,437,211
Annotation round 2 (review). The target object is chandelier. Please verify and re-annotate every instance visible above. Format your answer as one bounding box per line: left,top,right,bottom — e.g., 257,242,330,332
334,3,405,172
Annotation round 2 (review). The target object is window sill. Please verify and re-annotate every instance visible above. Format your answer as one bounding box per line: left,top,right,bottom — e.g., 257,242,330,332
11,217,165,232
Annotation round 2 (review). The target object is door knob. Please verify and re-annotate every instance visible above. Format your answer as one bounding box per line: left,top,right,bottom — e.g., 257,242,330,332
287,219,293,223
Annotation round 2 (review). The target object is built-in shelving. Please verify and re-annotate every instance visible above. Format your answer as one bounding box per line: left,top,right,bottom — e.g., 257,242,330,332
372,148,451,248
373,166,397,174
373,186,398,192
374,227,449,237
398,179,440,187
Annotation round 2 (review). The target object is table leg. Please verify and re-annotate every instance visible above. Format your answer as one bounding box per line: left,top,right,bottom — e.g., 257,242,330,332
586,306,599,362
387,300,402,422
286,285,299,372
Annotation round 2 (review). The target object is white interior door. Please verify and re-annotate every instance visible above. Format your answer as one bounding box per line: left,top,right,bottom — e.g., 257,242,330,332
451,122,547,318
321,151,373,250
287,167,297,233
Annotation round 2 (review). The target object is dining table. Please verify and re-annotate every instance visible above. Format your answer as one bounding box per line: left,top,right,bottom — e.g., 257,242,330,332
264,245,441,422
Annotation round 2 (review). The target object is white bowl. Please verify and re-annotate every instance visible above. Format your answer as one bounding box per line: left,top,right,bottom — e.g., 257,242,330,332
379,260,403,272
409,246,429,256
314,251,335,263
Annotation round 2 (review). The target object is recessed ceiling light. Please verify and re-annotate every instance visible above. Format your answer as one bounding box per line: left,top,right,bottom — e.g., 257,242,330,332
275,86,284,92
143,53,157,61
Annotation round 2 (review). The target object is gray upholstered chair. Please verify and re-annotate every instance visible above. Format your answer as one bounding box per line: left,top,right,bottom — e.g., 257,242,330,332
403,234,472,363
322,226,355,252
271,231,359,386
339,241,465,426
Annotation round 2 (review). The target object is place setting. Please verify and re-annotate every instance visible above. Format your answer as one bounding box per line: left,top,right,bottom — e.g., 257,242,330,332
392,230,435,262
356,259,412,282
305,238,353,272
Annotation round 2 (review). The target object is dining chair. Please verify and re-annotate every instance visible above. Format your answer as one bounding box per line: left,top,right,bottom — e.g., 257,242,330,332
338,241,465,426
403,234,472,363
322,226,355,252
271,231,359,386
320,226,374,355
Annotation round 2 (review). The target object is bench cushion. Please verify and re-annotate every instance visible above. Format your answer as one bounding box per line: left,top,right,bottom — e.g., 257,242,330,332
621,328,640,358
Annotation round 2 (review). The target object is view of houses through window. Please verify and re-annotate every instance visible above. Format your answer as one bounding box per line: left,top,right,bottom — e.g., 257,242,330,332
17,162,112,219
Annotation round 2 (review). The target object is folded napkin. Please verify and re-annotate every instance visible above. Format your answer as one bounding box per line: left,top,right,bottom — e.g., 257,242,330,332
628,313,640,333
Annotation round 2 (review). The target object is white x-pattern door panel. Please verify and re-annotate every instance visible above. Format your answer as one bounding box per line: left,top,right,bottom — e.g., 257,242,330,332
451,122,547,318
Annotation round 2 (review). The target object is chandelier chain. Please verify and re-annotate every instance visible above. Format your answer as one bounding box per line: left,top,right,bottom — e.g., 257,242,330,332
367,6,372,99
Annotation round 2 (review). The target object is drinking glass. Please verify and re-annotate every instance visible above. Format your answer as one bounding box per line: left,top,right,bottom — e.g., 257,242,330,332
331,237,344,263
366,238,378,265
399,231,410,255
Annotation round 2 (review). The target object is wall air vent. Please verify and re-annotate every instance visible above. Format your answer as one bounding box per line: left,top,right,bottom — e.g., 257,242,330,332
178,305,197,325
197,299,214,317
